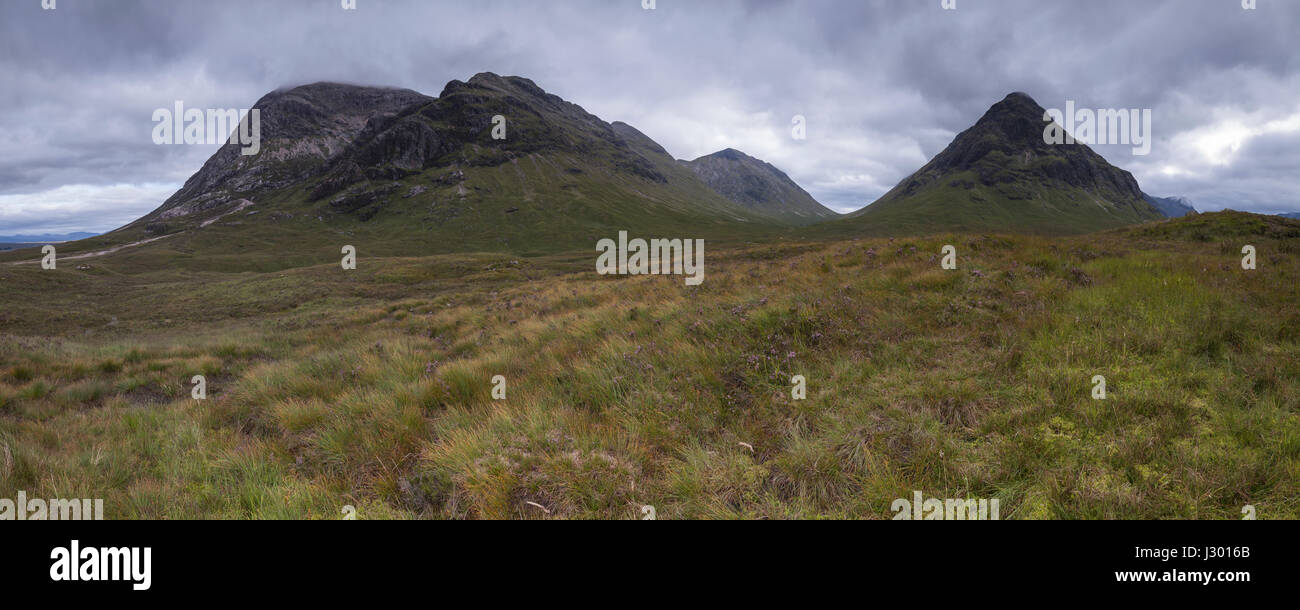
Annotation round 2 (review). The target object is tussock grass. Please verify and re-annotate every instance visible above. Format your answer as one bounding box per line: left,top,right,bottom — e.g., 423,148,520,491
0,211,1296,519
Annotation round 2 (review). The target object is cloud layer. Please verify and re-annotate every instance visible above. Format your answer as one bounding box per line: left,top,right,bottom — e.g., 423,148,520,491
1,0,1297,233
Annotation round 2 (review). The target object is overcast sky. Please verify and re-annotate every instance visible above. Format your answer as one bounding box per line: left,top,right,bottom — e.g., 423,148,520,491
1,0,1297,235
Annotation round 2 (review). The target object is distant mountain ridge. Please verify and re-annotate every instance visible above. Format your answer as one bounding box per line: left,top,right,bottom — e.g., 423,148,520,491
1143,194,1197,217
0,231,98,242
831,92,1163,235
682,148,837,225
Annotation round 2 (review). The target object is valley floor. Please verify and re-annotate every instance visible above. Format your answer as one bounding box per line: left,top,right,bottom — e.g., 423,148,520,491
1,214,1297,519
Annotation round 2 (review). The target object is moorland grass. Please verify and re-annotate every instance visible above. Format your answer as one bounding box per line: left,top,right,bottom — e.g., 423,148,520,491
0,211,1296,519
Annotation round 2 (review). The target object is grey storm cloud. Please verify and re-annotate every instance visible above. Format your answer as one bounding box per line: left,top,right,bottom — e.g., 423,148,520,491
1,0,1297,234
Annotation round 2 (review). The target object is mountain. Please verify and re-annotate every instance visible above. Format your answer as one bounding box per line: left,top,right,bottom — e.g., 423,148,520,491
147,82,434,222
682,148,838,225
832,92,1163,236
25,74,802,271
1279,212,1300,219
0,231,98,243
1143,194,1197,217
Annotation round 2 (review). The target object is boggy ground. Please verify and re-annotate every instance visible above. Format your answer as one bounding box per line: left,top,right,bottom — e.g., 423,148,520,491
1,211,1297,519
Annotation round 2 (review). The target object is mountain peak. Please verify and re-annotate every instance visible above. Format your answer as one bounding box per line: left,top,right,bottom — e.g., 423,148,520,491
467,71,507,84
696,148,750,162
460,72,548,97
276,80,394,93
838,92,1162,234
684,148,837,224
972,91,1051,139
262,81,429,111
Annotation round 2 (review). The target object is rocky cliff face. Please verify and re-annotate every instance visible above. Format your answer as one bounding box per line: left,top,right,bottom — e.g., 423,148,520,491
152,83,433,223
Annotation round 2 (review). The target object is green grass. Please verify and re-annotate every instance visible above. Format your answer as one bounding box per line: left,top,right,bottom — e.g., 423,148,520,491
821,170,1163,238
0,211,1296,519
0,158,792,275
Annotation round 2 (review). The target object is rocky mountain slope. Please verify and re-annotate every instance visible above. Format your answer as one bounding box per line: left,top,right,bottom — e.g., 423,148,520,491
682,148,838,225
